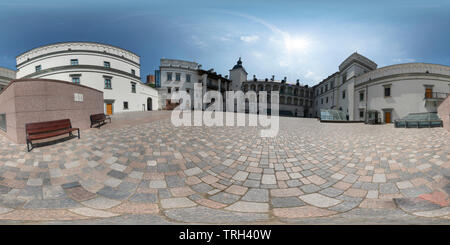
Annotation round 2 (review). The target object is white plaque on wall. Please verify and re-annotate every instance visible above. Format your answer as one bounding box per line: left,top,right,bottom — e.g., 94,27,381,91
74,93,84,102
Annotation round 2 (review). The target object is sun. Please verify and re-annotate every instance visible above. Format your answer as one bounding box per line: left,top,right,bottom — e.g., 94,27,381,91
284,35,310,52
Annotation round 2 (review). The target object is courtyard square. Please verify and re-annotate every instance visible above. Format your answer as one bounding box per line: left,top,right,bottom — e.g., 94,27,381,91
0,111,449,224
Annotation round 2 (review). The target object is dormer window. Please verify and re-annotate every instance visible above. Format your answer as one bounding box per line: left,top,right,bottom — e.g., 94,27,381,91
35,65,41,72
71,59,78,65
104,61,110,68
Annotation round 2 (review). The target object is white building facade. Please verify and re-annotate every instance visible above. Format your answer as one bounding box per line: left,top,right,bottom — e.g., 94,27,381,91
0,67,16,92
158,58,232,110
16,42,158,114
313,52,450,123
229,58,314,117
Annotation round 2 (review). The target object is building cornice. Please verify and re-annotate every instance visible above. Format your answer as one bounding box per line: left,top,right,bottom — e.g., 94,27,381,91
17,49,140,68
355,72,450,88
243,80,311,89
21,65,141,80
16,41,140,59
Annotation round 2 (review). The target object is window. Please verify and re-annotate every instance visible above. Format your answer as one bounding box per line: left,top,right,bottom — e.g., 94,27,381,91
360,92,364,101
360,110,364,118
175,87,179,92
175,73,181,81
186,89,190,94
342,73,347,83
384,86,391,97
123,101,129,110
104,61,110,68
71,59,78,65
326,97,328,103
104,78,112,89
131,82,136,93
321,87,323,94
72,77,80,84
131,69,135,76
35,65,41,72
325,84,328,91
167,72,172,81
186,74,191,82
342,90,346,99
167,87,171,93
321,98,323,104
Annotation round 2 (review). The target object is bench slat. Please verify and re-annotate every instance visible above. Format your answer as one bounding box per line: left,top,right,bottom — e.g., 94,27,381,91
28,128,78,140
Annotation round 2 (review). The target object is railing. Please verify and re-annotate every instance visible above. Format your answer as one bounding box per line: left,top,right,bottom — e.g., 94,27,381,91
424,92,449,100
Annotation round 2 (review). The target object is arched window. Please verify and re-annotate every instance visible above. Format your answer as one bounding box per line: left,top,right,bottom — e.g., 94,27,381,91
243,84,249,92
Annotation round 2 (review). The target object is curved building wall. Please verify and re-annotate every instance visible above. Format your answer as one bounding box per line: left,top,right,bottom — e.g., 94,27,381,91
354,63,450,122
16,42,158,114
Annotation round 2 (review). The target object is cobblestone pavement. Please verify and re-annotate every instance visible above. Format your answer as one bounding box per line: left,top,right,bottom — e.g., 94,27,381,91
0,111,449,224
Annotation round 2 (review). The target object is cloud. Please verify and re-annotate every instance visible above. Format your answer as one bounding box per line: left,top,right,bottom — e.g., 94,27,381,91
191,35,207,47
393,58,416,63
240,35,259,43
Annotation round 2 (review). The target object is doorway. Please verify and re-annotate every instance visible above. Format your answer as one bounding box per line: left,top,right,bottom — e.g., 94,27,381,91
384,111,391,123
106,104,113,115
147,97,152,111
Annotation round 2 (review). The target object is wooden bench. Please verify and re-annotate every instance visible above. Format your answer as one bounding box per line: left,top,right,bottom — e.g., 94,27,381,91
25,119,80,152
90,113,111,128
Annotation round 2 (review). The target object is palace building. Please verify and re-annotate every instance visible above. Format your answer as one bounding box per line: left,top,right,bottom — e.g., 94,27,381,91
15,42,159,115
157,58,233,110
229,58,315,117
312,52,450,123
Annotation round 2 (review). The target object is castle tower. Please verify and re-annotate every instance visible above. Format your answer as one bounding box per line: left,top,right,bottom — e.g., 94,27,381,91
229,57,248,91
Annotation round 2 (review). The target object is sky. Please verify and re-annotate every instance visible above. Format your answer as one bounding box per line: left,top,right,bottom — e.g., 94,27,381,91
0,0,449,86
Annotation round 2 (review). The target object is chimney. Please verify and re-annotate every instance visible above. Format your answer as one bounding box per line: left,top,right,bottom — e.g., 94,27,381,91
265,78,268,82
253,75,257,81
284,76,287,81
271,75,274,81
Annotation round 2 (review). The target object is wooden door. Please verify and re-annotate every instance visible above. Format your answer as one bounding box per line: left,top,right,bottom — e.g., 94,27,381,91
106,104,113,115
385,111,391,123
425,88,432,98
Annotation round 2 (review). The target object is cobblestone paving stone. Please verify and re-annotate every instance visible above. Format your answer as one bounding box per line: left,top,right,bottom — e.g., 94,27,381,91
0,111,449,224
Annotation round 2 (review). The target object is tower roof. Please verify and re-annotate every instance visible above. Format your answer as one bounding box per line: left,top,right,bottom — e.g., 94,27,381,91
231,57,247,74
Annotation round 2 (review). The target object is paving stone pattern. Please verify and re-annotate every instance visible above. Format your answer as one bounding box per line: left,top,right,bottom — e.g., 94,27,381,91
0,111,449,224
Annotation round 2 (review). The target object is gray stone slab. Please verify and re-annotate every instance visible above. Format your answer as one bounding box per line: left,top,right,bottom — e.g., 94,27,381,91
209,192,241,204
241,189,269,203
129,193,158,203
271,197,305,208
23,198,81,209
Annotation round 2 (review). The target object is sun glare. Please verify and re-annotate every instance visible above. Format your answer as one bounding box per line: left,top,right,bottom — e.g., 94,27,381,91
284,35,310,52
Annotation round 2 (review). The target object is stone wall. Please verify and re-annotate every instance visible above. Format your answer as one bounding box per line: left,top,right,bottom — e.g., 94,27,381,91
0,79,103,143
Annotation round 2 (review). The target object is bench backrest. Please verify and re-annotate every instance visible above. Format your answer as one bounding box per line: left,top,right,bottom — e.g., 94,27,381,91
26,119,72,135
90,113,106,122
